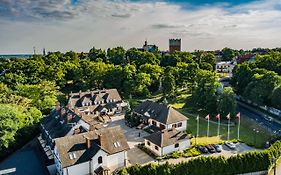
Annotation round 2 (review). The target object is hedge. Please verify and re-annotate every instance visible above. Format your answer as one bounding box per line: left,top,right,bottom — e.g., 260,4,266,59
119,141,281,175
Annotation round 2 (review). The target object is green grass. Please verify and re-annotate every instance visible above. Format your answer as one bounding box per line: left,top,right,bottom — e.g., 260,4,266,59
181,109,273,148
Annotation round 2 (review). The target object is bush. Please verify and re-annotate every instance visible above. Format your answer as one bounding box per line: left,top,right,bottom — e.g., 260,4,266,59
183,147,201,158
120,141,281,175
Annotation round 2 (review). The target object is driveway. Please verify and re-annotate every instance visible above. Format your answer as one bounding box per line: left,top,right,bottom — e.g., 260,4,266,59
0,148,49,175
127,147,155,165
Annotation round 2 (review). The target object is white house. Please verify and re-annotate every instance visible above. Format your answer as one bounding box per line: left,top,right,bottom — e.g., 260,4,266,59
54,125,130,175
215,61,236,77
133,100,188,131
143,128,190,157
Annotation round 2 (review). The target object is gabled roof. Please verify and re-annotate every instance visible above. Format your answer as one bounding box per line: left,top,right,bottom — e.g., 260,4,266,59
40,108,83,140
96,125,130,155
55,126,129,168
68,89,122,108
133,100,187,124
55,131,99,168
144,128,188,147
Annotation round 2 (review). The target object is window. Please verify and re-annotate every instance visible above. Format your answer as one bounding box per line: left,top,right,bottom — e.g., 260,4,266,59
155,146,159,150
98,156,103,164
152,121,157,126
177,122,182,128
147,141,150,146
172,124,177,128
175,143,179,148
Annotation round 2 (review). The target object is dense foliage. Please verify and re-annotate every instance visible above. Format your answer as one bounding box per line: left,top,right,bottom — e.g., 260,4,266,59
119,141,281,175
231,52,281,109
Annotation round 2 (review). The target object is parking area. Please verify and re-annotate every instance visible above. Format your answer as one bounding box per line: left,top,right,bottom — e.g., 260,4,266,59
166,142,256,164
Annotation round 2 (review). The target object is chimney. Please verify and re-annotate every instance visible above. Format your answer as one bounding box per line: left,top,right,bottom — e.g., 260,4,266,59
79,90,82,98
98,134,104,145
69,91,73,97
89,125,95,131
90,91,94,98
85,136,91,149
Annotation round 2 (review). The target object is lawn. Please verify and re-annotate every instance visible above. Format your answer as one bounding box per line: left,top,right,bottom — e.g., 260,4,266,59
180,109,273,148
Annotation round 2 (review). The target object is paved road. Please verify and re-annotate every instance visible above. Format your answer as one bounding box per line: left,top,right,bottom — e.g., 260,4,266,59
0,148,49,175
237,102,281,137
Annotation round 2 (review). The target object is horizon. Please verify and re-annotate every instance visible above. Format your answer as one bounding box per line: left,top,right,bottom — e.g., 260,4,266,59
0,0,281,54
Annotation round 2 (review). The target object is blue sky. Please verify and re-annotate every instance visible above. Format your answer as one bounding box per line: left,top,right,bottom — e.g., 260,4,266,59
0,0,281,53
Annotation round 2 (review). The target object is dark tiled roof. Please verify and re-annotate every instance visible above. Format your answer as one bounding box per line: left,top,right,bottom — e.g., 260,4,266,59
55,126,129,168
68,89,122,108
134,100,187,124
40,107,83,141
55,132,99,168
144,128,188,147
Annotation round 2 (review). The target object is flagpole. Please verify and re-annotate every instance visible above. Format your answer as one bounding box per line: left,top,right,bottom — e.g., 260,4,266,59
237,113,241,140
196,116,199,145
207,118,210,140
227,115,230,141
217,118,220,137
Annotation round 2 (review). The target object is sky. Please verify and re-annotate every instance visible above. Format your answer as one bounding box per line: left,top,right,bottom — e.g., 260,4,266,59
0,0,281,54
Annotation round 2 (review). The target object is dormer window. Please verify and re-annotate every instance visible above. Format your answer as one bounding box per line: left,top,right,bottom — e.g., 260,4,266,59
113,141,121,148
68,152,77,160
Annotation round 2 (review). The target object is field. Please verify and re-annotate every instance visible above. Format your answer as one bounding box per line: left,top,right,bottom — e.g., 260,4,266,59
171,92,274,148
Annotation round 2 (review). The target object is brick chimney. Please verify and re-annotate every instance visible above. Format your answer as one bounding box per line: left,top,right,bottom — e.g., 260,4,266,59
98,134,104,146
85,136,91,149
89,124,95,131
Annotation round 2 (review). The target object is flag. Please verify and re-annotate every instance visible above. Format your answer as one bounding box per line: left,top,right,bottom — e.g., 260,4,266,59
226,113,230,120
216,114,220,120
196,115,199,120
205,114,210,120
236,112,241,119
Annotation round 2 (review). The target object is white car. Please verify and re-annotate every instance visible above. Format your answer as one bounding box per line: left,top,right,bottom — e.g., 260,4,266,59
225,142,236,150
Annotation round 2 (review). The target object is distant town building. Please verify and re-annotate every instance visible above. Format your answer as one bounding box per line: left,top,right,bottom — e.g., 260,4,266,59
215,61,237,77
169,39,181,53
138,40,158,53
237,54,256,64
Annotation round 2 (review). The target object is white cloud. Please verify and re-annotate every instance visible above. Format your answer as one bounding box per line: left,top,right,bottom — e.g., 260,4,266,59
0,0,280,53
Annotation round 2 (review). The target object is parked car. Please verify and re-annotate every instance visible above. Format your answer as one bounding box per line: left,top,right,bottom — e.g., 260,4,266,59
206,144,216,153
213,144,222,152
225,142,236,150
198,146,208,154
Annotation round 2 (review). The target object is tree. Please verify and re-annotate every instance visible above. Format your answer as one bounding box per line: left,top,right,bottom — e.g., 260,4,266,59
243,70,280,105
271,86,281,109
15,81,59,114
222,47,235,61
160,54,178,67
162,72,176,97
88,47,107,62
192,70,220,113
217,87,237,118
107,47,126,65
201,53,216,67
